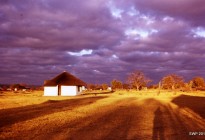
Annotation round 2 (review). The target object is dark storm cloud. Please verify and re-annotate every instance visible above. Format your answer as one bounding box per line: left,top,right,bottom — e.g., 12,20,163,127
0,0,123,50
132,0,205,26
0,0,205,85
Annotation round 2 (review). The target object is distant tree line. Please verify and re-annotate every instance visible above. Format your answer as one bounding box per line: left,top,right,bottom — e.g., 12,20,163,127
1,70,204,92
86,70,205,91
0,83,42,92
110,70,205,91
160,74,205,91
87,83,109,91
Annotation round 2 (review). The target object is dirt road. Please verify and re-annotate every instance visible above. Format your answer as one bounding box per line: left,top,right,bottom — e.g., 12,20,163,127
0,93,205,140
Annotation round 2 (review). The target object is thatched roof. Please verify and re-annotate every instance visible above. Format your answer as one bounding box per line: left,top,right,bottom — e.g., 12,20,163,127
44,71,86,86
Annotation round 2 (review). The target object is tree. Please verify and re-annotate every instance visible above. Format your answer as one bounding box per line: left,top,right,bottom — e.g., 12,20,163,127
95,84,103,90
87,84,95,90
10,84,25,91
111,79,123,90
101,83,108,90
148,84,159,89
183,82,192,91
161,74,184,90
122,83,130,90
191,77,205,89
188,80,193,90
127,70,151,90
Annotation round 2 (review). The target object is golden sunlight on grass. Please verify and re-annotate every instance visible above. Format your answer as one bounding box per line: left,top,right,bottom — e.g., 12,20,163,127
0,90,205,140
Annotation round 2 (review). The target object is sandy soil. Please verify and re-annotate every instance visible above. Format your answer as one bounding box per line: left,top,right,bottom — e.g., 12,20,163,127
0,90,205,140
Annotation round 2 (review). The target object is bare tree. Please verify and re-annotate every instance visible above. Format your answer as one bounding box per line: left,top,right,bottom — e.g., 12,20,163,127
161,74,184,90
127,70,151,91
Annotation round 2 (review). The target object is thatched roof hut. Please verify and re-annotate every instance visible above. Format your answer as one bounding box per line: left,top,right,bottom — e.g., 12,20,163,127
44,71,86,96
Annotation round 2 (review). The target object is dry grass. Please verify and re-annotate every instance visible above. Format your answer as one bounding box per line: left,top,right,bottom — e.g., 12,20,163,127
0,90,205,140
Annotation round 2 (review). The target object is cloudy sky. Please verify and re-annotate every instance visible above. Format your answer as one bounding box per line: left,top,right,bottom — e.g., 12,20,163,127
0,0,205,85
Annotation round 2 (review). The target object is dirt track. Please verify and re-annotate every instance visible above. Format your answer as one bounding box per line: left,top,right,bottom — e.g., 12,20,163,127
0,93,205,140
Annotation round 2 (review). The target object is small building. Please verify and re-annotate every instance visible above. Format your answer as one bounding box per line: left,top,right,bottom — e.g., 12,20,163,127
44,71,86,96
107,87,112,91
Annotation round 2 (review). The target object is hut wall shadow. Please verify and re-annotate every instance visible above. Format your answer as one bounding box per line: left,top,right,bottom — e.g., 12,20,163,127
152,107,165,140
0,96,107,128
172,95,205,119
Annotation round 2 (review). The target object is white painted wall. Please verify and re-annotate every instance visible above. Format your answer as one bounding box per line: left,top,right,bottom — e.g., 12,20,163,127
61,86,77,96
82,86,85,90
79,86,82,92
78,86,85,92
44,86,58,96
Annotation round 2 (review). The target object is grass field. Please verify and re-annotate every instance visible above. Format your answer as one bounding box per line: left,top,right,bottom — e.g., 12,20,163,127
0,90,205,140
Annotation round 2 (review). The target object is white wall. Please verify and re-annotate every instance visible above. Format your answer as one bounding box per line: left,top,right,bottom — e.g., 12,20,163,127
61,86,77,96
79,86,82,92
82,86,85,91
78,86,85,92
44,86,58,96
